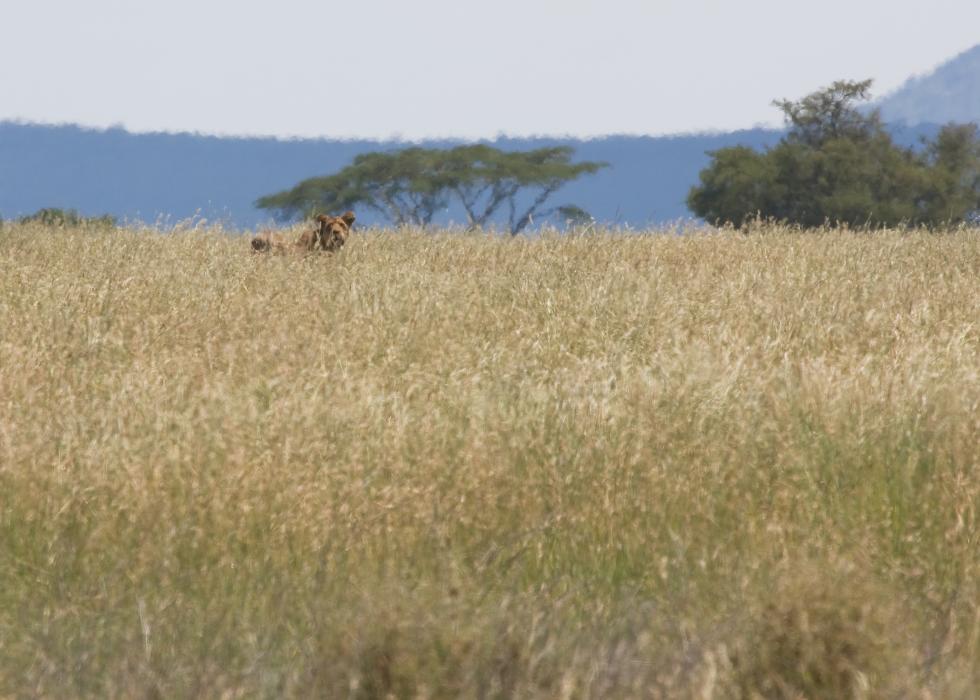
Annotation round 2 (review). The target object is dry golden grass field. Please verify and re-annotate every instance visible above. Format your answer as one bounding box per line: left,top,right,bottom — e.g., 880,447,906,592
1,221,979,698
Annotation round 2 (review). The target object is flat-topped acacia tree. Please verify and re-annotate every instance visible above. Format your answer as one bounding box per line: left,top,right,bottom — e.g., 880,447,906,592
256,145,606,234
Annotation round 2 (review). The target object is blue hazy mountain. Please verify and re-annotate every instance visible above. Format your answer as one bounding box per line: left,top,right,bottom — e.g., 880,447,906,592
877,43,980,126
0,122,784,228
0,120,946,230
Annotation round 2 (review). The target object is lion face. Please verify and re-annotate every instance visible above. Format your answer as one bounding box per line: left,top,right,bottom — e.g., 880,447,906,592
314,211,356,252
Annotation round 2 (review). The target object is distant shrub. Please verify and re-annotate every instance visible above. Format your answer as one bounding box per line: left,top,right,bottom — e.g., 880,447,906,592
19,207,117,229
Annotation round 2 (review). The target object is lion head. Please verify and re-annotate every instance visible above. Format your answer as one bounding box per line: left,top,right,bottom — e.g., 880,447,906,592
313,211,356,252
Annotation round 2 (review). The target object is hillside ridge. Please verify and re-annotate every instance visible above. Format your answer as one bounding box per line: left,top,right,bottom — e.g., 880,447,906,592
877,43,980,125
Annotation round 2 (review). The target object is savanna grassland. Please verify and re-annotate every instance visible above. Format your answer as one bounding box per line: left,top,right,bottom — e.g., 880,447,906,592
1,221,978,698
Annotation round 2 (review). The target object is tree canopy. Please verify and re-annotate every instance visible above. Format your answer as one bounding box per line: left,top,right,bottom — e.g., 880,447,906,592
687,80,980,227
256,145,606,234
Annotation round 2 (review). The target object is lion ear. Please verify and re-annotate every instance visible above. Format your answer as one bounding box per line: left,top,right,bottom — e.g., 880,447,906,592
341,211,356,227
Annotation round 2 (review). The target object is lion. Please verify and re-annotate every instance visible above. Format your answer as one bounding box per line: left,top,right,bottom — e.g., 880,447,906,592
251,211,356,254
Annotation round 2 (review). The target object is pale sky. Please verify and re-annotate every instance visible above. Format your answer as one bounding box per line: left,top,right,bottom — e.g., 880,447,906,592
2,0,977,141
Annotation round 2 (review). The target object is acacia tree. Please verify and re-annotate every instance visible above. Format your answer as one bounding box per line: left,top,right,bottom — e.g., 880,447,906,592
687,80,980,227
256,145,606,234
436,145,606,232
436,145,516,227
504,147,606,234
256,148,448,226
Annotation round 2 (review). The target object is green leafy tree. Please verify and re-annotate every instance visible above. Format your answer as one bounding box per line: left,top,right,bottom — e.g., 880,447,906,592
686,146,780,226
436,144,517,228
256,145,606,234
774,79,879,147
257,149,447,226
920,123,980,223
764,132,928,226
501,147,606,234
687,80,980,227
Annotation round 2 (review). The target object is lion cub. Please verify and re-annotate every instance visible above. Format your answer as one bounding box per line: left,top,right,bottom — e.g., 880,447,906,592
251,211,356,254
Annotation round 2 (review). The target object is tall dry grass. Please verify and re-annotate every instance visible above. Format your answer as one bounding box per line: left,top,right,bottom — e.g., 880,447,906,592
1,220,978,698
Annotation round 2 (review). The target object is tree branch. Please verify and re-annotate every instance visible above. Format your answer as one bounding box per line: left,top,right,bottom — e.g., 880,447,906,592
510,182,561,235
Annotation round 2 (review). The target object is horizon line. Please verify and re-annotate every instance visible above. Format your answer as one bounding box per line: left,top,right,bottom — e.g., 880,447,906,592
0,116,791,144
